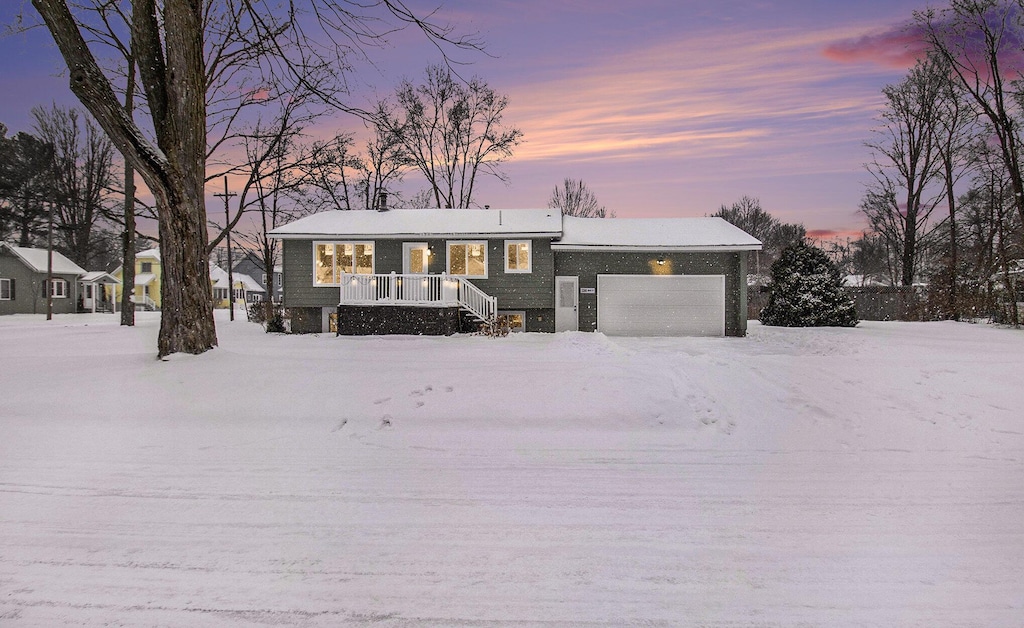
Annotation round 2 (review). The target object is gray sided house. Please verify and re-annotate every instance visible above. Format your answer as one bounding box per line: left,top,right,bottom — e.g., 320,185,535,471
268,208,761,337
0,243,86,315
234,251,283,303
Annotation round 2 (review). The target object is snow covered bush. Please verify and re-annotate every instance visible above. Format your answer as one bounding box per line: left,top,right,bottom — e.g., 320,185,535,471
760,242,858,327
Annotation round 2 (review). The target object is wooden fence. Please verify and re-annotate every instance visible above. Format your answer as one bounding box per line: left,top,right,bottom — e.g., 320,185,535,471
748,286,924,321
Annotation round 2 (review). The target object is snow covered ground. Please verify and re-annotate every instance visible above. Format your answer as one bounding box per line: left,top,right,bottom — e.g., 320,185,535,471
1,311,1022,627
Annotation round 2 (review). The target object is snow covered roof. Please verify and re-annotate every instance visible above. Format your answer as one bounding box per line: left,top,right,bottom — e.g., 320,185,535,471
210,265,264,292
269,208,563,239
269,209,763,251
80,271,119,284
3,244,87,275
136,248,160,261
553,216,763,251
134,273,157,286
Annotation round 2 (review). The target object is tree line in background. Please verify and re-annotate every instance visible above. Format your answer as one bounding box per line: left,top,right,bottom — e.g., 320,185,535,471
848,0,1024,324
0,107,125,271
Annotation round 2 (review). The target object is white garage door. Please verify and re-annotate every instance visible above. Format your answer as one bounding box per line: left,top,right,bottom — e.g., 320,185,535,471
597,274,726,337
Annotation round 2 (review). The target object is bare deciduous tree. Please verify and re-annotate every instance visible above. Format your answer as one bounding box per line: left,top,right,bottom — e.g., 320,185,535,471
712,196,804,275
862,56,948,286
297,121,411,213
547,178,611,218
931,54,977,318
31,104,116,269
917,0,1024,239
30,0,478,356
378,64,522,209
33,0,215,356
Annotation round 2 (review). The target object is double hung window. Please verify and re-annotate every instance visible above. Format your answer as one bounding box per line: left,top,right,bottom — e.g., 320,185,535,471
41,278,67,298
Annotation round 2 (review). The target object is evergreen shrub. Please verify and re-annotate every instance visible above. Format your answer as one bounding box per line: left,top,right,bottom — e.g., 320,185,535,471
760,242,859,327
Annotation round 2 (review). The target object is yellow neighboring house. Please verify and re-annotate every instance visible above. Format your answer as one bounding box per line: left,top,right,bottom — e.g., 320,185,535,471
111,248,162,310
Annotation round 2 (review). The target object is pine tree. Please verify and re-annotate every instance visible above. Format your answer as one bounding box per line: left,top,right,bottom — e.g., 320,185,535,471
761,242,859,327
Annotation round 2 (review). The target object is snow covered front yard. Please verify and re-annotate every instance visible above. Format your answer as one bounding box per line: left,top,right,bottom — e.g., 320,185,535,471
1,312,1022,626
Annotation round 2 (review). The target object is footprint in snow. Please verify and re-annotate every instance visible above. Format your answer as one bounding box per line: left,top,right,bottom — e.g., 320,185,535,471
410,385,434,397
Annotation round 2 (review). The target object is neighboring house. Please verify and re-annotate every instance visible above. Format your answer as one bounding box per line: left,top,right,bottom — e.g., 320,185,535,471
210,264,265,308
111,248,162,310
0,243,86,315
268,208,762,337
234,251,283,303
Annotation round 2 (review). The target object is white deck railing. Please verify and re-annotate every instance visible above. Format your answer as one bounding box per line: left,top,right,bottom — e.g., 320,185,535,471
339,273,496,322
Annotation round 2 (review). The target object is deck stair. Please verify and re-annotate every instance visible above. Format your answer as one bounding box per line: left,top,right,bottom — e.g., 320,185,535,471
339,272,496,323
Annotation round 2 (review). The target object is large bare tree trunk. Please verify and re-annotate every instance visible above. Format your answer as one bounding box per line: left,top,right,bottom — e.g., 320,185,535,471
34,0,216,356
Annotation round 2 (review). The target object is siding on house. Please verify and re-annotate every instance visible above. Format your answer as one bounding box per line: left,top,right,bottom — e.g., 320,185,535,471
553,250,748,337
282,239,342,308
111,250,162,308
0,249,82,315
233,254,282,301
282,237,556,311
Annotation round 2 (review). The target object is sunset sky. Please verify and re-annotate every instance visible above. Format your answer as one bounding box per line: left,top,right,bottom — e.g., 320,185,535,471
0,1,934,239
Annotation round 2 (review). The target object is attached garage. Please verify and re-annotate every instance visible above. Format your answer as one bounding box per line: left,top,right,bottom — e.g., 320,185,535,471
597,274,725,337
552,216,762,337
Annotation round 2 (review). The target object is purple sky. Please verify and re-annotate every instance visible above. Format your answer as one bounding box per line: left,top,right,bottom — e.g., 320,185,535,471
0,1,933,239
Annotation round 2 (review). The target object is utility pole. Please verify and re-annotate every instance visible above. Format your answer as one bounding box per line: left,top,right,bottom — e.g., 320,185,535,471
46,199,53,321
214,176,237,321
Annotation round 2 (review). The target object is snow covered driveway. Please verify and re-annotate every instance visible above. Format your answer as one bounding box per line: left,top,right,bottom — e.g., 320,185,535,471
1,313,1022,626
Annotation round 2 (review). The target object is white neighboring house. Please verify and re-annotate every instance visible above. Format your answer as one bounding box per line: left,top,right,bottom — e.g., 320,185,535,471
210,264,265,308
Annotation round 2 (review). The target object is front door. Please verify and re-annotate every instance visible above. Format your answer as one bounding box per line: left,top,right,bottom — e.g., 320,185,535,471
555,276,578,332
403,242,430,274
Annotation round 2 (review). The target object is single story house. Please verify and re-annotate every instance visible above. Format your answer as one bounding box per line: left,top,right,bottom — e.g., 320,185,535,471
0,243,86,315
268,208,762,337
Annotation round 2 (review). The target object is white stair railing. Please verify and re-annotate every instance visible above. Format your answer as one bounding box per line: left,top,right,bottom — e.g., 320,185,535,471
455,277,497,322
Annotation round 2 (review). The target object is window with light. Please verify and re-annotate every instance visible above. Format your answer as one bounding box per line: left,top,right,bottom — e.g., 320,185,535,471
314,242,374,285
447,241,487,278
505,241,531,273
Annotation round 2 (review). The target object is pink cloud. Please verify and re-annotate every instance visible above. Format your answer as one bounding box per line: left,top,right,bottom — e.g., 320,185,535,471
823,25,928,70
827,5,1024,77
